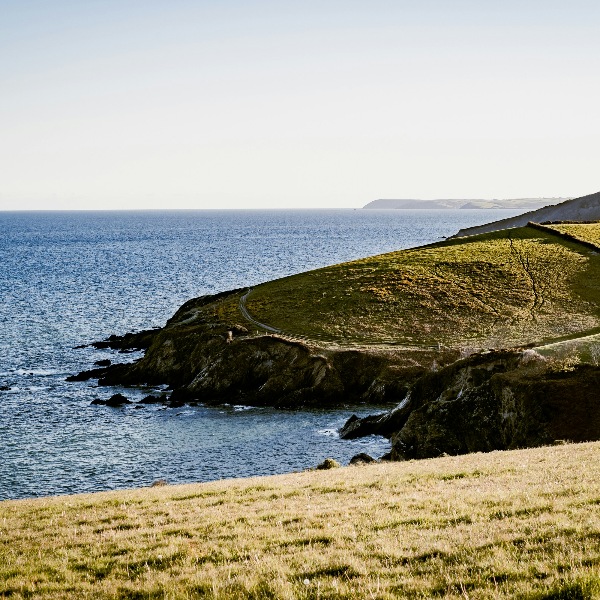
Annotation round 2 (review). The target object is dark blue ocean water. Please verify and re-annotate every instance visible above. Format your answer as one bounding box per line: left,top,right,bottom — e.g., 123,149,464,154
0,209,524,500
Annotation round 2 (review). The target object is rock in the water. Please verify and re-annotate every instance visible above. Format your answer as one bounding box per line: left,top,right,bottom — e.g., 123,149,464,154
139,394,169,404
349,453,376,465
339,415,361,437
316,458,341,470
91,329,159,351
91,393,132,407
168,399,186,408
0,386,11,392
339,400,413,439
94,359,112,367
107,393,131,406
150,479,168,487
67,367,110,382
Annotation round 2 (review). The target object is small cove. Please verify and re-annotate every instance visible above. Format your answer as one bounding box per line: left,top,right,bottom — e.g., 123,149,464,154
0,208,525,500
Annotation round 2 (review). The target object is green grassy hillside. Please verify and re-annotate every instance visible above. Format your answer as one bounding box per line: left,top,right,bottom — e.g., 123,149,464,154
217,225,600,348
3,442,600,599
546,222,600,248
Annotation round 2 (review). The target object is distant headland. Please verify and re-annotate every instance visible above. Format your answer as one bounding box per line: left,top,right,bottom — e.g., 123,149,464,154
363,197,570,210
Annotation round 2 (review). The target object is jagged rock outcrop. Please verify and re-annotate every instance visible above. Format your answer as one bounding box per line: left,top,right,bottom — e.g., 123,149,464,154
343,349,600,459
73,290,456,408
97,329,439,408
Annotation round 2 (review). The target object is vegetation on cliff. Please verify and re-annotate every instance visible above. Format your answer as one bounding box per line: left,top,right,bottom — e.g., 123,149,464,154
242,224,600,348
77,222,600,411
3,442,600,599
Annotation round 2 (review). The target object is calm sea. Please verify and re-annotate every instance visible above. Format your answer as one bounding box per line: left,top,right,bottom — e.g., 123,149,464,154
0,209,524,500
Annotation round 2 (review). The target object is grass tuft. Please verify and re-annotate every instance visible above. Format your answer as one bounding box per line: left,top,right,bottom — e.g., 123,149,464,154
524,580,598,600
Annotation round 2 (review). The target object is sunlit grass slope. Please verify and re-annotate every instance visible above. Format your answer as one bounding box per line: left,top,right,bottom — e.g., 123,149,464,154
241,226,600,347
547,222,600,248
3,443,600,599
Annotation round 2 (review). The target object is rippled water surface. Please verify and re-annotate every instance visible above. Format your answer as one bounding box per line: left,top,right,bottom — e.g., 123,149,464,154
0,209,524,500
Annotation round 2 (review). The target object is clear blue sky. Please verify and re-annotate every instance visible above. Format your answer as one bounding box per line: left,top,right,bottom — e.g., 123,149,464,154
1,0,599,209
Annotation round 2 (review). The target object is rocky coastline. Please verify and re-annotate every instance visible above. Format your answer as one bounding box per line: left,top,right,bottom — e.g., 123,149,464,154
71,286,600,463
71,290,458,409
341,349,600,460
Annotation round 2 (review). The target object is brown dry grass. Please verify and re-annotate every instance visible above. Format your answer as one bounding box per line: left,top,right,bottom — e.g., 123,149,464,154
3,443,600,599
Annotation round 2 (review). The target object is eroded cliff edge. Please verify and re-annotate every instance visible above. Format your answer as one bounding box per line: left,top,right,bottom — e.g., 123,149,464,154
73,289,459,409
341,349,600,459
71,219,600,459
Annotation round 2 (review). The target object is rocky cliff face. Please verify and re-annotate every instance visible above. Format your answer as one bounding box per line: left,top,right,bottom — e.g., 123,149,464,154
77,290,456,408
342,350,600,459
73,289,600,458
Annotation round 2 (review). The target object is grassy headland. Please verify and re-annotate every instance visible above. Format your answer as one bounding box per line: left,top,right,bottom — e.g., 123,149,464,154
105,222,600,409
217,225,600,349
3,442,600,599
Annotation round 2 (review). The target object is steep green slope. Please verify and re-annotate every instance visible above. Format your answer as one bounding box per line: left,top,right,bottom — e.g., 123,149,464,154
241,225,600,348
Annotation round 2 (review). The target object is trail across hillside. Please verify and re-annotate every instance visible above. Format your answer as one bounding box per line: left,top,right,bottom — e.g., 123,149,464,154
238,289,282,334
234,224,600,350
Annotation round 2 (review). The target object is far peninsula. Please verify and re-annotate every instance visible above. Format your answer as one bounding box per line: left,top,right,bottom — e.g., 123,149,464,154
363,197,569,210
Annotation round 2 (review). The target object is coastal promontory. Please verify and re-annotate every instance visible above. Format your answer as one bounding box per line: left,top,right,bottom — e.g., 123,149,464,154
74,208,600,459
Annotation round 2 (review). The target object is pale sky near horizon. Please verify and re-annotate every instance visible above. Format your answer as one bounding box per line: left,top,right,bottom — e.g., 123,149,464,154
1,1,599,210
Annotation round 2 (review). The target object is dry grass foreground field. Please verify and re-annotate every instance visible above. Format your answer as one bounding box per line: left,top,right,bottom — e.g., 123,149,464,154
3,443,600,599
212,224,600,349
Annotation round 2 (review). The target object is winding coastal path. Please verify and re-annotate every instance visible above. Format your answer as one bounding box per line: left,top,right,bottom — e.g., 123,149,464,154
238,289,282,334
238,288,438,349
